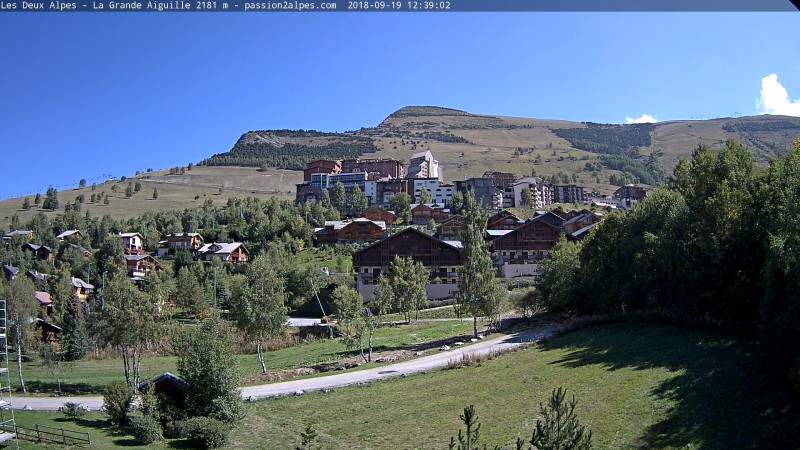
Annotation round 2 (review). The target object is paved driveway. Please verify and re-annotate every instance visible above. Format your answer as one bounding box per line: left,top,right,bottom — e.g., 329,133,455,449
13,323,559,410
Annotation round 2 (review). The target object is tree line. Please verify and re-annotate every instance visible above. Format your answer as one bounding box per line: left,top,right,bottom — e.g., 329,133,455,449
536,138,800,395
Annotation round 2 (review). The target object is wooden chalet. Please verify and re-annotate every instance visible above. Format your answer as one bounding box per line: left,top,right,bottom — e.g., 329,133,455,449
2,264,18,281
22,243,54,263
563,210,603,235
410,203,450,226
3,230,33,240
486,210,525,230
352,227,463,300
361,208,400,226
124,254,162,279
435,215,467,241
490,215,567,278
118,232,146,255
166,232,204,250
197,242,249,263
35,318,61,343
314,219,386,245
70,277,95,301
35,291,53,316
56,229,84,242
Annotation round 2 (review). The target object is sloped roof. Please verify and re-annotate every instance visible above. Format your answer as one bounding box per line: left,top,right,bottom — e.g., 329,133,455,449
571,222,600,239
319,218,387,232
2,265,19,277
27,270,50,282
56,229,82,239
34,291,52,305
124,254,152,262
3,230,32,238
70,277,94,290
117,232,144,239
168,232,202,238
198,242,247,255
69,243,91,254
353,226,464,257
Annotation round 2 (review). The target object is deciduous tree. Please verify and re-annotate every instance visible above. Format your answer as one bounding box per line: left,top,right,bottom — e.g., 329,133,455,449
230,254,287,373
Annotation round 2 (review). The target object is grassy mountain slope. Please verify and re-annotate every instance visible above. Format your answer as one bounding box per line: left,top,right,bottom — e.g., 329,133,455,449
0,167,301,226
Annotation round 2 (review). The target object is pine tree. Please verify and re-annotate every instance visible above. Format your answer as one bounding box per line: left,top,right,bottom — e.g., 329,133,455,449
22,198,30,210
61,301,92,361
529,388,593,450
152,188,158,199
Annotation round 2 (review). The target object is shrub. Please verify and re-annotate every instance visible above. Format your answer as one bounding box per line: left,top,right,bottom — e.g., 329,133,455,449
61,402,86,421
130,415,162,445
209,395,243,423
183,417,230,449
103,380,133,426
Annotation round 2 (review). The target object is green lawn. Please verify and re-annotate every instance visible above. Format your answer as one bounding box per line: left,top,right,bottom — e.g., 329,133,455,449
235,321,798,449
12,322,798,449
16,320,476,394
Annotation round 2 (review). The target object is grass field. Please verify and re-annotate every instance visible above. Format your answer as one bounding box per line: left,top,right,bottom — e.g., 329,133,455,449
15,320,476,394
0,166,301,229
12,321,798,449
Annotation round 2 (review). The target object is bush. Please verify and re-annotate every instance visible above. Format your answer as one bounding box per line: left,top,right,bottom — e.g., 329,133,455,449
209,395,243,423
183,417,230,449
130,415,162,445
103,380,133,426
61,402,86,421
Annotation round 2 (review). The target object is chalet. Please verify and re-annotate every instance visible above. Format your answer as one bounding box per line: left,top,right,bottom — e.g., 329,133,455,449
197,242,249,264
124,254,163,279
56,229,83,242
22,243,54,263
57,243,92,261
35,318,61,343
563,210,603,235
67,243,92,259
435,215,467,241
70,277,95,301
314,219,386,245
158,233,204,256
34,291,53,316
490,215,567,278
118,232,145,255
571,222,600,240
27,270,51,285
409,203,450,226
3,230,33,240
352,227,464,300
361,208,400,226
486,210,525,231
2,264,18,281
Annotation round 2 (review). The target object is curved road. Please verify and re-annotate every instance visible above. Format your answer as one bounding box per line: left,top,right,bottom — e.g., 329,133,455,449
13,323,559,411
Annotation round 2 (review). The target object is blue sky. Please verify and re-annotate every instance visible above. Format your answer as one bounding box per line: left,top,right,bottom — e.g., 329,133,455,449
1,9,799,199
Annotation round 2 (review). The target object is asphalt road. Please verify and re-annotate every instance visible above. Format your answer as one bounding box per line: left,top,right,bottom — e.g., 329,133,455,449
12,322,559,411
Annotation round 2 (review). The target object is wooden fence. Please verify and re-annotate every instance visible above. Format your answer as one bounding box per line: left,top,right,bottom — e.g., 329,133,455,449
11,423,90,446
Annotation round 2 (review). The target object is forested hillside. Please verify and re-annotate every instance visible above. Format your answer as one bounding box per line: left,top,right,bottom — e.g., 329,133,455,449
200,130,379,169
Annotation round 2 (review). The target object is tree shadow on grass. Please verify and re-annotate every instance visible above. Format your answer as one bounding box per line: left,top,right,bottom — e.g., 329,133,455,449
24,380,102,395
538,321,800,450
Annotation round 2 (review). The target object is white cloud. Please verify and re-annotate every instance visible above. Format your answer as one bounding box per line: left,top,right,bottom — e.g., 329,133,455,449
625,114,657,124
756,73,800,117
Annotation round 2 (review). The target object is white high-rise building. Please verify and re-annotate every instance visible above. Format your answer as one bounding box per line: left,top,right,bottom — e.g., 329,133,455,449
408,150,442,181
